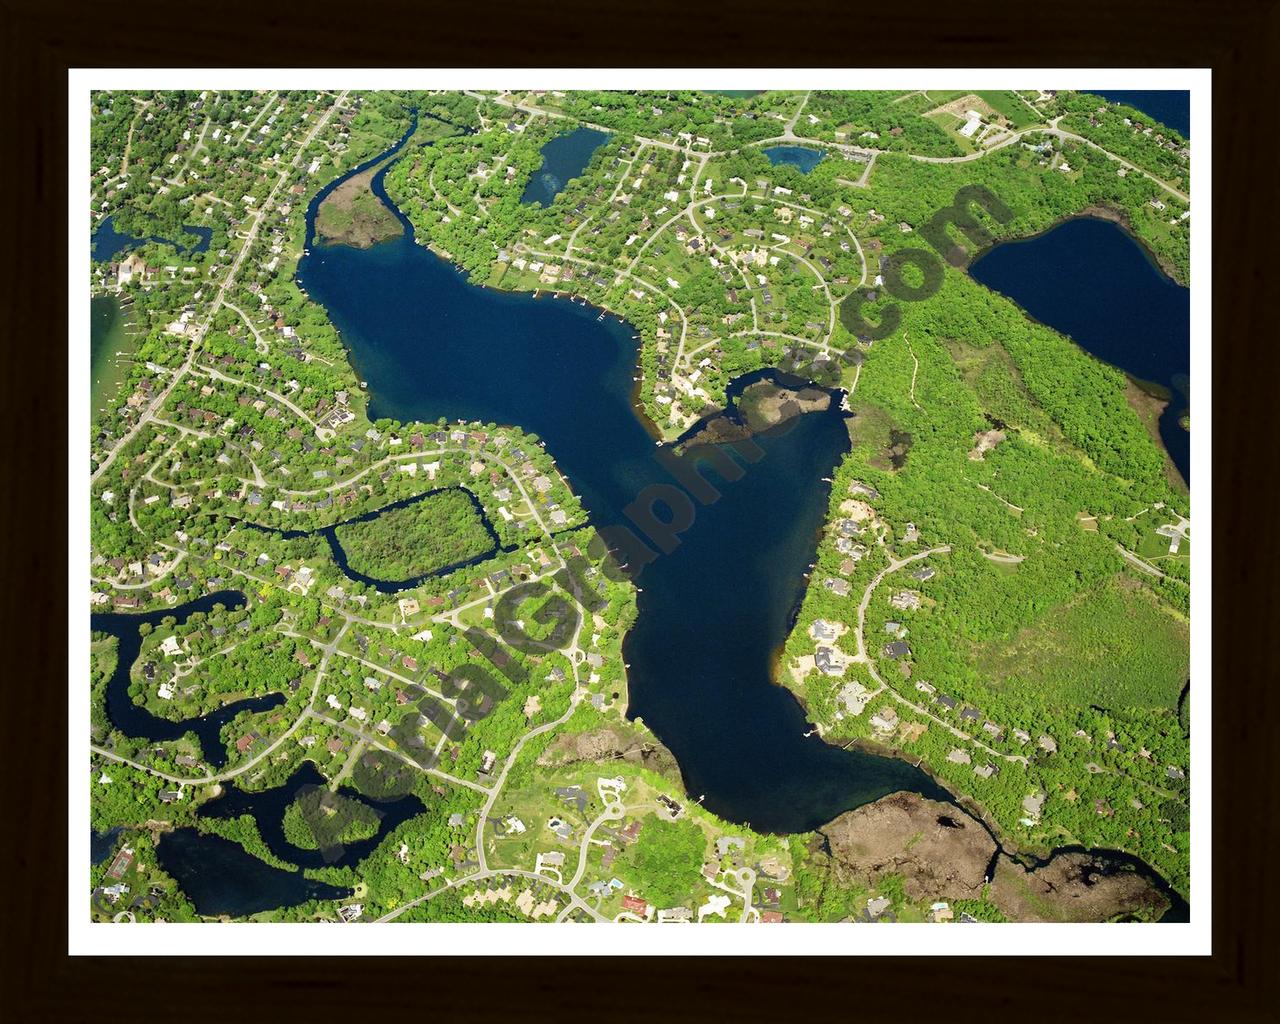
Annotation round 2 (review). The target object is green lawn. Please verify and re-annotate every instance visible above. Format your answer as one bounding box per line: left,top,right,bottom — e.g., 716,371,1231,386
1137,528,1189,563
975,91,1043,129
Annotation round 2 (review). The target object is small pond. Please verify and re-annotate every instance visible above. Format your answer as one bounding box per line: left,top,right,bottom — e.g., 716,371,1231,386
92,215,213,262
762,145,826,173
520,126,610,206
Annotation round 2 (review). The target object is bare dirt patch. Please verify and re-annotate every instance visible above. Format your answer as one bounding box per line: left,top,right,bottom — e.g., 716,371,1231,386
989,851,1168,922
968,427,1006,460
817,792,1168,920
820,792,993,903
538,726,678,778
923,94,996,121
316,169,403,249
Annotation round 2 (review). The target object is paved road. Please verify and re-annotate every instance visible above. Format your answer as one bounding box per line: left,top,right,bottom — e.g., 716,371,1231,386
92,91,349,486
904,118,1189,203
1118,543,1187,584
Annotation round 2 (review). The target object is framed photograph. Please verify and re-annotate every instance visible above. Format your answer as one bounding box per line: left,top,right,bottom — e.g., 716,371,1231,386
5,5,1275,1015
71,68,1207,955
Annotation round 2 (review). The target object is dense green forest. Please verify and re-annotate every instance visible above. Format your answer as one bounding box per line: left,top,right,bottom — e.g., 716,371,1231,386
283,792,382,850
626,818,708,907
332,488,495,581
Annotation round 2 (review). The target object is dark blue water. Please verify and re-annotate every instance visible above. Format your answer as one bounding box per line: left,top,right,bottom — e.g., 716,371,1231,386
969,216,1190,484
297,126,957,835
153,758,423,918
519,126,610,206
92,216,213,262
91,591,285,768
91,826,123,866
198,761,427,870
1090,90,1190,138
240,487,506,593
763,145,826,174
154,828,352,918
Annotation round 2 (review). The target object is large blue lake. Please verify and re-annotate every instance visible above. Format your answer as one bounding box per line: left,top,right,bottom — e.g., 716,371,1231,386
970,216,1190,485
1090,90,1190,138
297,127,955,836
520,126,610,206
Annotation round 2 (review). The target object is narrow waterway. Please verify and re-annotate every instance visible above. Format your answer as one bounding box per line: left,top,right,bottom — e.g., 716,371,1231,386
238,486,507,593
91,590,284,768
91,215,213,262
196,761,426,870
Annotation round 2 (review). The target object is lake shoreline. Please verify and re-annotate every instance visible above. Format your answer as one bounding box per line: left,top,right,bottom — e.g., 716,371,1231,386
292,117,1188,913
1125,376,1189,494
969,211,1190,484
90,293,141,418
315,164,404,249
843,735,1187,910
968,203,1186,287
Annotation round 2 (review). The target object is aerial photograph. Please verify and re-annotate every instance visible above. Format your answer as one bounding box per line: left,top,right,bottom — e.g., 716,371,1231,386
85,83,1193,931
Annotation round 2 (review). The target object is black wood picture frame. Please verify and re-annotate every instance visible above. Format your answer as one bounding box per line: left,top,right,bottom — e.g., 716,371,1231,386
4,0,1276,1018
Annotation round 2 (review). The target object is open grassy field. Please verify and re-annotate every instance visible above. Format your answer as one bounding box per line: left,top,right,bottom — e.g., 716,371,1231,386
975,90,1043,129
971,573,1189,711
1137,527,1189,564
